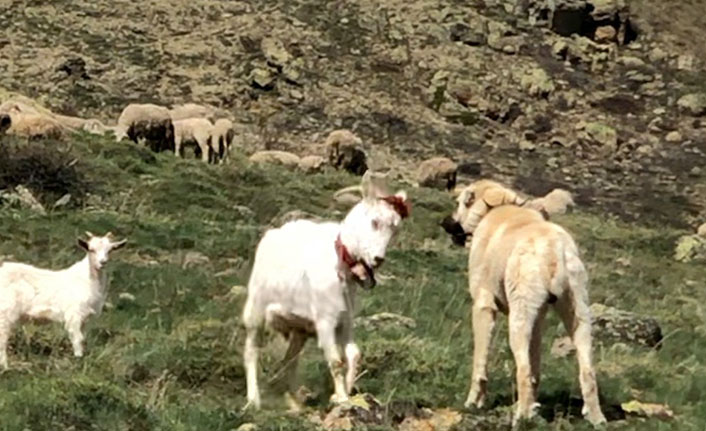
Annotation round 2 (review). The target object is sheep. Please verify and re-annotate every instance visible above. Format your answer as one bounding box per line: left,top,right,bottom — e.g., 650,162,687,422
115,103,174,153
173,117,216,163
527,188,575,216
212,118,235,163
326,129,368,175
443,180,606,427
0,232,127,369
242,171,410,411
5,111,65,140
169,103,218,122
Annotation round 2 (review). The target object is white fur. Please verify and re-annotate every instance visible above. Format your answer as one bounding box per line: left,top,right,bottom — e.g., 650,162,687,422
0,233,126,369
242,174,407,410
173,118,216,163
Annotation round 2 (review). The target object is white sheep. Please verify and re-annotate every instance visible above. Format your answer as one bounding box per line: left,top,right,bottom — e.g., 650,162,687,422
115,103,174,153
169,103,218,122
0,232,127,369
173,117,216,163
527,188,576,216
5,111,65,140
212,118,235,163
445,180,605,427
242,171,410,410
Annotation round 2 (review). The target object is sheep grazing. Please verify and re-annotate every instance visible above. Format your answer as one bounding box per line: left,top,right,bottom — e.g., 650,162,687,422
527,188,575,216
212,118,235,163
0,232,127,369
242,171,410,411
173,118,216,163
169,103,217,122
443,180,606,427
115,103,174,153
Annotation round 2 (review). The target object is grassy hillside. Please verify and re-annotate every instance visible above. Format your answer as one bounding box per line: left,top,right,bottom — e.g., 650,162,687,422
0,134,705,431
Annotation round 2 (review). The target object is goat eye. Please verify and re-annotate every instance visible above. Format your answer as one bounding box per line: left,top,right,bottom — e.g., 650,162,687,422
371,219,380,230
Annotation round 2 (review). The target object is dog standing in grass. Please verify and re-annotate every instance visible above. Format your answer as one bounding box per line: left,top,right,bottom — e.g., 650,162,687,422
443,180,606,427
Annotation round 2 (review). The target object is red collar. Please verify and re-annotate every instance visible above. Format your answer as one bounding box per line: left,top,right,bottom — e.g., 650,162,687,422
335,234,358,269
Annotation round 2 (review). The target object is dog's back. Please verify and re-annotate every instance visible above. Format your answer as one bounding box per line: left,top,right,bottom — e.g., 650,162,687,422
469,205,579,309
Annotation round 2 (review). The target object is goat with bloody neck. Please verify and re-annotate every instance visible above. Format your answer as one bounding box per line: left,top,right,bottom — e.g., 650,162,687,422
334,171,410,289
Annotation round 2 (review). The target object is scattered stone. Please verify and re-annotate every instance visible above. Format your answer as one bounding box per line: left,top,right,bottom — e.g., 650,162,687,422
235,424,258,431
590,303,663,348
648,47,668,62
416,157,458,190
518,139,536,151
618,56,646,68
677,54,696,71
261,37,291,69
621,400,674,420
52,193,72,209
229,285,247,299
249,68,276,90
313,394,386,431
677,93,706,117
118,292,136,302
583,122,618,150
594,25,617,43
182,251,210,269
399,408,463,431
355,312,417,332
520,67,555,98
665,131,682,143
249,150,301,168
299,155,326,173
674,234,706,262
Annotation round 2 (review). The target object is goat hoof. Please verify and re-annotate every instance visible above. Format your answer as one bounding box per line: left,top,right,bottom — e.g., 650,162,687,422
242,397,261,412
329,394,349,405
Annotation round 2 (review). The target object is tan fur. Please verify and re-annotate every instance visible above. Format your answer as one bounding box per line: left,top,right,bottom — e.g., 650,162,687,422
452,180,606,427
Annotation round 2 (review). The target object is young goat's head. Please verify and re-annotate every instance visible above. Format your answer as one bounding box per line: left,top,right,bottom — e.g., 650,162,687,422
77,231,128,270
340,171,410,269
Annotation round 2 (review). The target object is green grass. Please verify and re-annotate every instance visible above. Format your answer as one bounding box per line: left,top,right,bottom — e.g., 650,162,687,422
0,133,705,430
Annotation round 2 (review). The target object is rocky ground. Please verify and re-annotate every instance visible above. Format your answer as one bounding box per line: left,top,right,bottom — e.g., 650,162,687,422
2,0,706,228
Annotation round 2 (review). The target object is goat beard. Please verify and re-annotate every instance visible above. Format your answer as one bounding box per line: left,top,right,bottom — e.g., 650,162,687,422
350,262,376,290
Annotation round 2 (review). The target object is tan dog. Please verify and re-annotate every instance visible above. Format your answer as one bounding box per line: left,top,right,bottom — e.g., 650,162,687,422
447,180,606,427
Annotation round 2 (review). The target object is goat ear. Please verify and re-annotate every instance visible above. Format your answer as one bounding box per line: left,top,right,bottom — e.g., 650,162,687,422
111,239,127,250
77,238,89,251
394,190,407,202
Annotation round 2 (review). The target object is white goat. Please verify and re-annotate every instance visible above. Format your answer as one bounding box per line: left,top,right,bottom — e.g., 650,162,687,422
242,171,410,410
445,180,606,427
0,232,127,369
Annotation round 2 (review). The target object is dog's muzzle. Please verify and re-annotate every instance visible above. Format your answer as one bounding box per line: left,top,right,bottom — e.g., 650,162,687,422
440,216,469,247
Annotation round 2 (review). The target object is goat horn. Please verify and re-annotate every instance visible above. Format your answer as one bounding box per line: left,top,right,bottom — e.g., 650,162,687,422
85,231,94,238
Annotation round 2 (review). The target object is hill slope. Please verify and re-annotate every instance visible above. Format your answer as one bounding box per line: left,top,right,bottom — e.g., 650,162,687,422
0,135,704,430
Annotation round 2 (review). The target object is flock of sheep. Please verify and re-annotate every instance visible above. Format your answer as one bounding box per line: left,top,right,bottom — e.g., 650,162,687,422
0,137,605,427
0,99,236,164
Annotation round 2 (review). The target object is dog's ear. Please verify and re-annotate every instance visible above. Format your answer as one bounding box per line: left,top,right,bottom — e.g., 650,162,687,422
482,186,523,208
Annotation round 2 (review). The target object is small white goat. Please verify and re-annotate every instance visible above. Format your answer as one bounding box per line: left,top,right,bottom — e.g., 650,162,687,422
0,232,127,369
242,171,410,410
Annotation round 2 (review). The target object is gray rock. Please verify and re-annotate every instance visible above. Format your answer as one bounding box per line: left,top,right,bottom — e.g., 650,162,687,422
520,68,555,98
677,93,706,117
261,37,291,68
674,234,706,262
590,303,663,348
355,312,417,332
